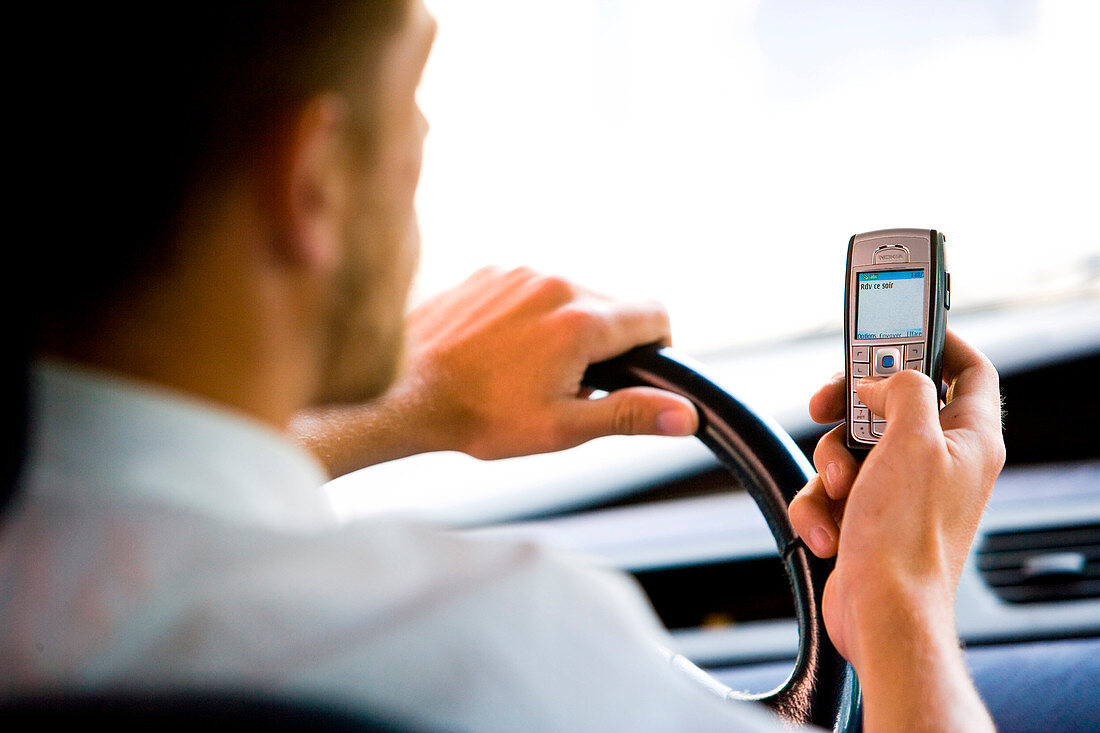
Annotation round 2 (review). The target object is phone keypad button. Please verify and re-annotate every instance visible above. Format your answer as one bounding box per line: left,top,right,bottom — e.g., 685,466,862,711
851,346,871,362
873,346,902,376
905,343,925,360
852,422,874,441
905,358,924,372
853,362,870,377
871,420,888,437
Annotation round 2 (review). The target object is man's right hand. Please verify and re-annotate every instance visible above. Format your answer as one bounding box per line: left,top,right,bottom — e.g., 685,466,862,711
789,330,1005,732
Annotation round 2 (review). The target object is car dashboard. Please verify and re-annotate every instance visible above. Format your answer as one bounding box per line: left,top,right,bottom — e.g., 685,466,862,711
328,295,1100,731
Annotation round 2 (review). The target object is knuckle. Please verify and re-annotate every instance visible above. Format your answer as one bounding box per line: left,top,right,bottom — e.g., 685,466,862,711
630,299,671,340
500,266,538,291
470,265,506,284
886,369,940,408
788,491,811,524
911,423,946,454
639,298,670,324
529,272,575,304
554,304,606,342
477,264,504,277
974,350,1000,383
611,399,643,435
892,368,935,392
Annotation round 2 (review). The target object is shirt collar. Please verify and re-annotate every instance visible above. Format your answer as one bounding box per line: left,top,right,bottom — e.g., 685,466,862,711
22,360,337,532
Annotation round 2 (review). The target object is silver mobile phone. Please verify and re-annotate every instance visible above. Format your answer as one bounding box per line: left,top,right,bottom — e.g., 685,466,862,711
845,228,949,451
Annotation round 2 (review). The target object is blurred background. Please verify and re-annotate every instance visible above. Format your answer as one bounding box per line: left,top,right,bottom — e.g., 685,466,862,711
412,0,1099,355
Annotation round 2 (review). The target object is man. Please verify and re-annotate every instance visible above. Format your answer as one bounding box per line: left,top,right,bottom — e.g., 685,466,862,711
3,2,1005,731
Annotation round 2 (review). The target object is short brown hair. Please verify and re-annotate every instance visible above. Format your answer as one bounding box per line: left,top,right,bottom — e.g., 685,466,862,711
28,1,408,344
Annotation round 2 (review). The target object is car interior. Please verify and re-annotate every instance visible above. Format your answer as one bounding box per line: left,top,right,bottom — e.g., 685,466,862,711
329,3,1099,726
5,1,1098,731
4,298,1097,733
328,294,1099,733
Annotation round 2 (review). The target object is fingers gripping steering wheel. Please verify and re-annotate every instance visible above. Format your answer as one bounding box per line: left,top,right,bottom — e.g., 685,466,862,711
583,345,861,732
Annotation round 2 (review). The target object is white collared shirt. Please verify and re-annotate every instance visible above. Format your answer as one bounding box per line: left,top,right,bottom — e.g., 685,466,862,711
0,361,793,732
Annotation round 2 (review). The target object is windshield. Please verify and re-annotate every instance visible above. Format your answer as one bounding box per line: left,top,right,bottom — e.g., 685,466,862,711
414,0,1099,355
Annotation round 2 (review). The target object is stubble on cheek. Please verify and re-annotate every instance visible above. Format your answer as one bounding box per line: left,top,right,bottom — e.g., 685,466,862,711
314,186,419,407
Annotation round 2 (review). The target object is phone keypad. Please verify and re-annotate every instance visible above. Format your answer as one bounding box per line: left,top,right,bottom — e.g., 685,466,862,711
850,344,926,445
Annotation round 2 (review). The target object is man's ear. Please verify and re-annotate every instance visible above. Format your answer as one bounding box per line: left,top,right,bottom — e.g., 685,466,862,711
272,93,352,271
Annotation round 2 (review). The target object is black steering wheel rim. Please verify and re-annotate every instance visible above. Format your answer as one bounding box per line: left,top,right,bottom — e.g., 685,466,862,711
583,345,861,731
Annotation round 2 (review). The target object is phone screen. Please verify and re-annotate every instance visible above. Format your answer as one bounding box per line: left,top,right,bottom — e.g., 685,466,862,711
855,269,925,340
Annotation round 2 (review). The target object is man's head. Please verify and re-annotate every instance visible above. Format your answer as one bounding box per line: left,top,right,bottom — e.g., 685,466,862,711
29,1,436,416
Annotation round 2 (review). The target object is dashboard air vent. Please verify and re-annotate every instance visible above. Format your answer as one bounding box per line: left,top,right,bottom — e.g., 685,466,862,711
977,522,1100,604
630,556,795,630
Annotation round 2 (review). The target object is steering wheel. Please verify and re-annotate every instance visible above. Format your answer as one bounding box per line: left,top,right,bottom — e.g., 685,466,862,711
583,345,861,732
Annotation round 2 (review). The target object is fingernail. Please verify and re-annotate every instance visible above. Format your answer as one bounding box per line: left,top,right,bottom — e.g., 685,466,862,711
824,463,840,492
656,409,695,436
808,525,833,556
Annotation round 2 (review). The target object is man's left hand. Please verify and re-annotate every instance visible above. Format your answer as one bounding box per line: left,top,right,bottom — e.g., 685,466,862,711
291,267,698,476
